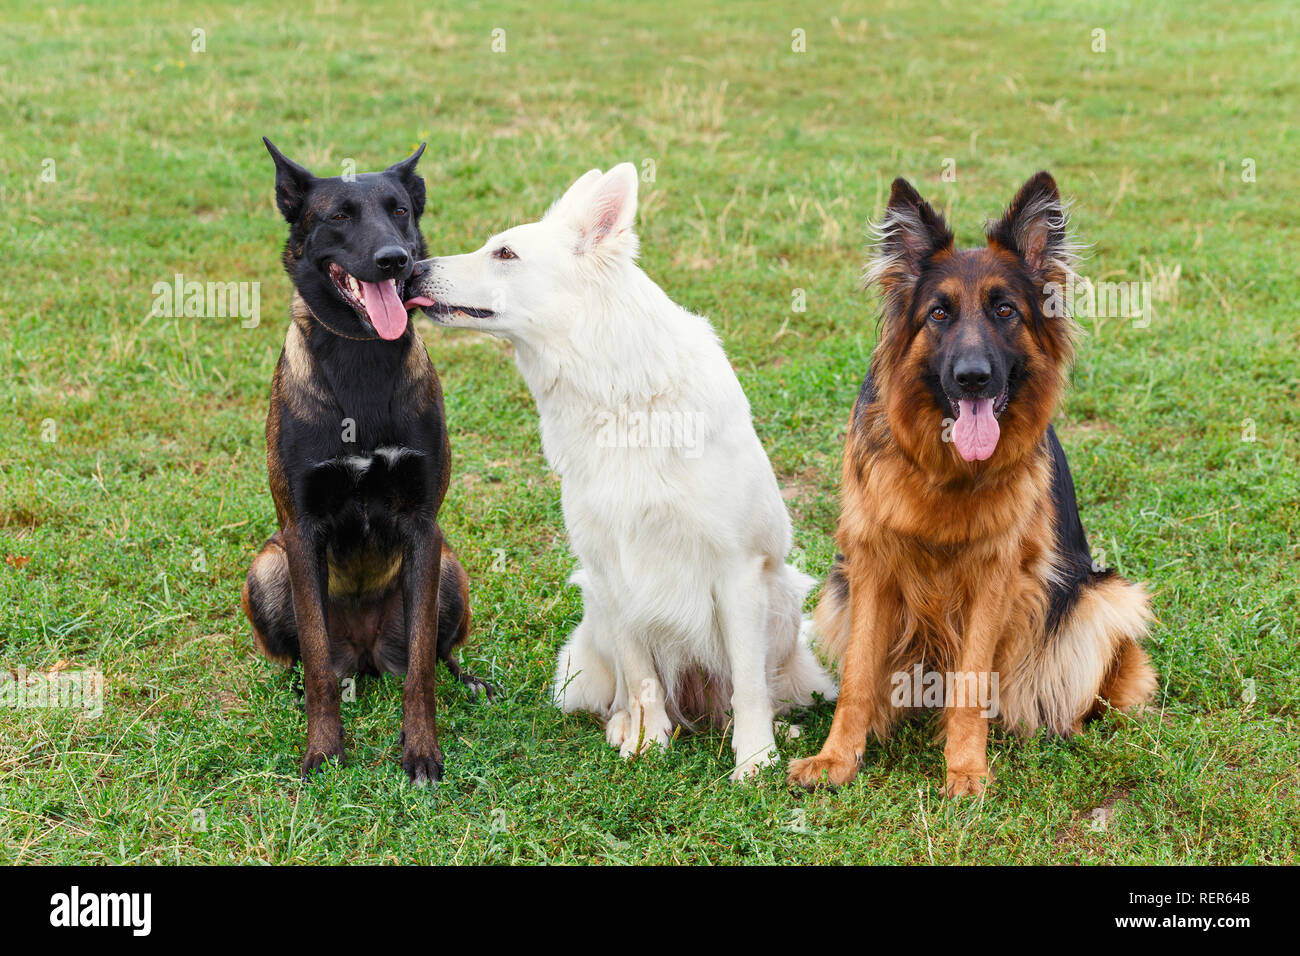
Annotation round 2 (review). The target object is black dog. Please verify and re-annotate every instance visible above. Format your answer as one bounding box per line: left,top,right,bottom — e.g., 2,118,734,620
241,139,494,784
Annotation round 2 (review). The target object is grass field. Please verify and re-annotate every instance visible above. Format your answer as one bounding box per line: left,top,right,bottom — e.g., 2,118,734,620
1,0,1296,865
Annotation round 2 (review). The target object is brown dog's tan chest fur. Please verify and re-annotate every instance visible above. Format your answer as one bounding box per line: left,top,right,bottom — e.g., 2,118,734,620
823,399,1059,722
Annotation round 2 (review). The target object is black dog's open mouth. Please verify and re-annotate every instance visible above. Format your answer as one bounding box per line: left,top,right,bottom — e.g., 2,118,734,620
327,262,411,340
402,296,495,321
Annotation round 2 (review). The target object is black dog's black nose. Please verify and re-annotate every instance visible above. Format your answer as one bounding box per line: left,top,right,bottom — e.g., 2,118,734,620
954,357,992,392
374,246,409,274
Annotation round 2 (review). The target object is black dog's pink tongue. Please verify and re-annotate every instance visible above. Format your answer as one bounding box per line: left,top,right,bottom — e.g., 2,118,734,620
952,398,1000,461
360,279,408,340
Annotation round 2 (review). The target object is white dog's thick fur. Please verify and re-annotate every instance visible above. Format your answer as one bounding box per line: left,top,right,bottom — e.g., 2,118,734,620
410,164,836,779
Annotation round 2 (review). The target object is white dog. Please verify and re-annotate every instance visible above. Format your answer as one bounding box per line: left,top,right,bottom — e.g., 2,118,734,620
406,164,836,779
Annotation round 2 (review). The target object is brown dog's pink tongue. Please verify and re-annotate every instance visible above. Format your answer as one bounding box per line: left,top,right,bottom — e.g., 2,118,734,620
360,279,408,340
952,398,1000,462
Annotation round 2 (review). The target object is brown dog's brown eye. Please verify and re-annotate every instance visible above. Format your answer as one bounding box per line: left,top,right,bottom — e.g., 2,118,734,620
495,247,517,261
929,307,948,322
996,303,1015,318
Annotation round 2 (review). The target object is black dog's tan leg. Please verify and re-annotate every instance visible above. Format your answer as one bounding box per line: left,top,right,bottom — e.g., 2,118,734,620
282,524,344,777
400,521,444,784
436,543,496,699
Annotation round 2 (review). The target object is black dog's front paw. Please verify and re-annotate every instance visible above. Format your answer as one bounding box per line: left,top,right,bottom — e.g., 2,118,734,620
300,743,345,780
401,748,443,786
399,729,443,786
299,723,345,780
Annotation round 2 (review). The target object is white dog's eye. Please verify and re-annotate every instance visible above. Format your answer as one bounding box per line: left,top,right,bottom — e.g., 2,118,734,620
494,246,518,261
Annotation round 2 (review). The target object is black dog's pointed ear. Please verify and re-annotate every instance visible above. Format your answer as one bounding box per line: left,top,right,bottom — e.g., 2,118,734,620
385,143,427,219
386,142,425,178
865,177,955,301
263,137,316,223
987,171,1079,283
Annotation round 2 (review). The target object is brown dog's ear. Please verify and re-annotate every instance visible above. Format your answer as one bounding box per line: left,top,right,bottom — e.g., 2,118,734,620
987,171,1079,283
866,178,955,306
263,137,316,223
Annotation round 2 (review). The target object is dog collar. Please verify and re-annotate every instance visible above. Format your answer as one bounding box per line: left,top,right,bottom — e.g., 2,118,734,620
302,300,385,342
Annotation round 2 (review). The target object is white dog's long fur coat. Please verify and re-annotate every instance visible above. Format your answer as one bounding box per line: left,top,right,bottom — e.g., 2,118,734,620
410,164,836,778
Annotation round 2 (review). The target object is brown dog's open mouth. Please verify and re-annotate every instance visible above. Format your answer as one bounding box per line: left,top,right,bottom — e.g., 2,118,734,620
947,387,1009,421
328,262,409,340
947,388,1009,463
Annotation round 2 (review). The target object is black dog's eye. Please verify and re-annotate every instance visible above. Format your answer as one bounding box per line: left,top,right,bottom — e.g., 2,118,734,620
929,306,948,322
995,303,1015,319
494,247,518,261
330,213,349,222
394,206,408,217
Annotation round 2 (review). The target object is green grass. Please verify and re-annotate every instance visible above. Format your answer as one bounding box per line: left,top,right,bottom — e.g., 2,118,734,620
1,0,1297,864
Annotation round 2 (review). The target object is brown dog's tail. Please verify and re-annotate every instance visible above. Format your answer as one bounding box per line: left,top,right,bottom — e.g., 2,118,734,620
1002,574,1157,736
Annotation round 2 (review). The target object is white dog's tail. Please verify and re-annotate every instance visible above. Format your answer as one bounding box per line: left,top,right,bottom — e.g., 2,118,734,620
768,563,839,710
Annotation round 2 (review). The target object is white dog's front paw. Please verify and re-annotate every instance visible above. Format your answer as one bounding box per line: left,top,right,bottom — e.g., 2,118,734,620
729,747,778,783
619,727,671,758
730,733,778,783
617,681,672,759
605,710,632,748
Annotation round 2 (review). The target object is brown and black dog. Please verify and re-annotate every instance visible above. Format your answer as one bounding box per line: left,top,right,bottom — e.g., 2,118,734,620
788,173,1157,796
241,139,494,784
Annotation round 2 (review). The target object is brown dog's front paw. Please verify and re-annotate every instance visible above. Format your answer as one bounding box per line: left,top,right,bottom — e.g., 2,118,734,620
400,730,443,786
943,769,989,798
301,728,345,779
787,752,859,790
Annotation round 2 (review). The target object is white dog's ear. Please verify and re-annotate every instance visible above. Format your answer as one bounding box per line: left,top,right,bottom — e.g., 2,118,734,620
546,168,604,221
576,163,638,252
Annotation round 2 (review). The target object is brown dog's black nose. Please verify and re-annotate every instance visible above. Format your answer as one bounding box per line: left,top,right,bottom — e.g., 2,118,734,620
374,246,409,274
954,357,992,392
